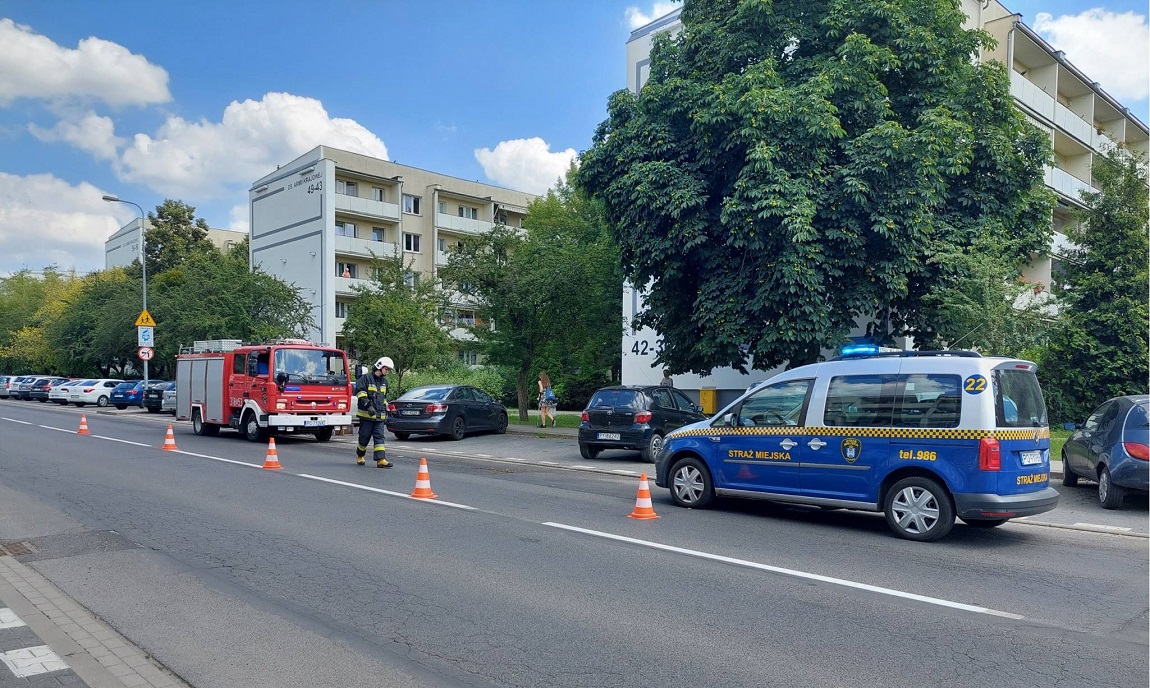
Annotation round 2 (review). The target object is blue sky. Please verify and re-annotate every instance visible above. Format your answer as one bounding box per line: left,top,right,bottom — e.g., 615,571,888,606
0,0,1146,277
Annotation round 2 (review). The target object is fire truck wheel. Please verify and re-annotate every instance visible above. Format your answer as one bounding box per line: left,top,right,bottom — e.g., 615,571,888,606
242,411,266,442
192,410,219,436
314,427,334,442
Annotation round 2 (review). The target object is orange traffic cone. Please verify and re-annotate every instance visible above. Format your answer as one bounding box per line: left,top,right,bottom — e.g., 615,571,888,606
77,414,90,435
161,424,178,451
628,473,660,520
409,458,437,499
262,438,283,470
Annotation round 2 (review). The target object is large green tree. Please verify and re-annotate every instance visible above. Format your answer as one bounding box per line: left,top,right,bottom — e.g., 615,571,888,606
441,178,622,418
1039,147,1149,423
140,199,218,276
578,0,1052,374
340,250,452,391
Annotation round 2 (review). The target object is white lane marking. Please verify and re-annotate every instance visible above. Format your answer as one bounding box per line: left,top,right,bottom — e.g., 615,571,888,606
571,465,594,470
611,469,639,475
174,450,262,469
504,457,523,461
0,645,69,677
544,522,1024,620
475,454,492,458
0,607,26,629
2,418,32,425
298,474,475,510
38,425,74,433
539,461,558,465
92,435,151,447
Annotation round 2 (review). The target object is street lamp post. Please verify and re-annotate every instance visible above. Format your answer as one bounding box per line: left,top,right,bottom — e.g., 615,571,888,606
102,195,149,389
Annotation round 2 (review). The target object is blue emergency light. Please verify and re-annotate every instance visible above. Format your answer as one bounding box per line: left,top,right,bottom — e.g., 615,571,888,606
839,343,881,357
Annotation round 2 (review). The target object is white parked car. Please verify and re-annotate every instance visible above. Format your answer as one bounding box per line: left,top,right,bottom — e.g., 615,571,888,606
161,386,177,415
68,379,125,407
49,379,91,405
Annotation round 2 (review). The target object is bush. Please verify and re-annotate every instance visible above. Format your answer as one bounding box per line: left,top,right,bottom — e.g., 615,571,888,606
396,364,509,400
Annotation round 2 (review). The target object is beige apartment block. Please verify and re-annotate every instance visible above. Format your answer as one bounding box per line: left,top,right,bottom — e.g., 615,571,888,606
248,145,536,351
105,220,246,270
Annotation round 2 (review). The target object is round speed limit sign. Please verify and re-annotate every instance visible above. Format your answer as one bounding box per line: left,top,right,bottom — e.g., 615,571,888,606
138,346,154,361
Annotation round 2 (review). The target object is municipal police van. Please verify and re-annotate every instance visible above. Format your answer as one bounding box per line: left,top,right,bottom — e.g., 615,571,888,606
654,347,1059,541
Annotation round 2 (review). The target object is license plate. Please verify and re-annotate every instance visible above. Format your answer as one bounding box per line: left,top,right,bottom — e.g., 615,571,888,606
400,409,420,416
597,432,621,440
302,420,324,427
1020,450,1042,466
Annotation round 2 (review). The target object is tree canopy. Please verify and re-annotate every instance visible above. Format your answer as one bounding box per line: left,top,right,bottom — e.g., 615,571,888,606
141,199,217,276
1039,147,1149,423
577,0,1053,373
440,177,622,418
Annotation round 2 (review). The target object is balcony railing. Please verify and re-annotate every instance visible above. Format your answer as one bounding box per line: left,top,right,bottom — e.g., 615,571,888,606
435,212,494,235
334,193,400,221
1044,166,1097,202
1092,130,1116,153
334,235,400,258
436,250,450,266
1010,72,1055,120
333,275,373,294
1054,103,1093,146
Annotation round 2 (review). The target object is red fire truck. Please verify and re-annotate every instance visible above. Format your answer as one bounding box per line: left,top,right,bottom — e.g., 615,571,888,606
176,339,353,442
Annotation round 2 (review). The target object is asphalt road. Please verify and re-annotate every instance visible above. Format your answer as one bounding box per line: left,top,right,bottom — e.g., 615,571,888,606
1,401,1147,688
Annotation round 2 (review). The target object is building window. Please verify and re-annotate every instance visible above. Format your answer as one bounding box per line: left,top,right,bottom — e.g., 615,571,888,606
440,308,455,325
438,201,446,214
371,227,385,242
456,309,476,327
372,187,385,202
458,350,478,366
403,194,421,214
404,271,420,288
335,221,356,238
458,205,478,220
335,301,349,318
336,180,358,196
403,233,421,252
337,262,357,279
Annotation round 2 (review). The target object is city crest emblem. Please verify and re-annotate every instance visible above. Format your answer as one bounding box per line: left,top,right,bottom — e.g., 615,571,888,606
840,438,862,464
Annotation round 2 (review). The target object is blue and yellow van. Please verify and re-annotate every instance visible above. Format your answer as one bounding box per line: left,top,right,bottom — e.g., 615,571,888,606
654,348,1059,541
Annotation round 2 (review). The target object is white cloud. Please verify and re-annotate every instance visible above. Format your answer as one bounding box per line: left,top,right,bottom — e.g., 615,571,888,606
227,204,250,233
1034,9,1150,103
0,18,170,106
29,111,124,160
625,2,682,30
475,137,577,195
0,172,124,276
117,92,389,198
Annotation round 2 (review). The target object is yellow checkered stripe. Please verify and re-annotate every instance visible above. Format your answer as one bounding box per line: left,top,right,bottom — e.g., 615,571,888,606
668,426,1049,441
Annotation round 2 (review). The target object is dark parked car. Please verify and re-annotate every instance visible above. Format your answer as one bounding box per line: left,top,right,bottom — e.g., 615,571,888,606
109,380,149,409
142,381,176,413
578,385,708,462
29,377,71,402
1062,395,1149,509
386,385,508,441
14,375,44,400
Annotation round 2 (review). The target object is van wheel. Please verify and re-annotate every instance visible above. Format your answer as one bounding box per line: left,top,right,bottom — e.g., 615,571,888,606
579,443,599,460
884,477,954,542
641,432,665,463
669,457,714,508
1061,450,1079,486
243,412,265,442
314,427,334,442
1099,467,1125,509
192,410,219,436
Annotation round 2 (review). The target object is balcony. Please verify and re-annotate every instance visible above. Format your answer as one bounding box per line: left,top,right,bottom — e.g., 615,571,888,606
1092,129,1116,153
436,250,450,266
333,275,373,295
1010,72,1054,121
436,212,494,235
1044,166,1097,203
334,193,400,221
334,235,400,258
1054,103,1093,146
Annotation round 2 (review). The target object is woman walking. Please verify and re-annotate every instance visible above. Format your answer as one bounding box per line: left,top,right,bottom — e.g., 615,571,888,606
537,371,557,428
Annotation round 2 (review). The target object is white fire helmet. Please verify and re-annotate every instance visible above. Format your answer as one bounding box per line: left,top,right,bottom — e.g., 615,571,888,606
374,356,395,371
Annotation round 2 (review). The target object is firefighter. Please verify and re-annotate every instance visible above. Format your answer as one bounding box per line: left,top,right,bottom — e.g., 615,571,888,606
355,356,394,468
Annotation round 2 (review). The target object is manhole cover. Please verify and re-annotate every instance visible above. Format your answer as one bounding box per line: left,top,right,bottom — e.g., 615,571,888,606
0,541,35,557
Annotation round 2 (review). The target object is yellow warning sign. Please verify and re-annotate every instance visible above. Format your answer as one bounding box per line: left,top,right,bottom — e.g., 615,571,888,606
134,309,156,327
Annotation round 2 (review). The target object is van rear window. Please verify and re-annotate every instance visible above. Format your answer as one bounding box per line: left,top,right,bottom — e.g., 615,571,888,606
993,369,1048,428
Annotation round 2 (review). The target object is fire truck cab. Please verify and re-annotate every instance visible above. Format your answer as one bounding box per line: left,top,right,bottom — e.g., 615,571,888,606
176,339,353,442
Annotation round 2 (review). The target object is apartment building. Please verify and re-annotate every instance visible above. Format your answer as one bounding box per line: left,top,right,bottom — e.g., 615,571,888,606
105,220,247,269
623,0,1148,403
248,145,536,350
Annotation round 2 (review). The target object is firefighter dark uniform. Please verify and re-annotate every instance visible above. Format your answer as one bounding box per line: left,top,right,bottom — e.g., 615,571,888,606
355,358,393,468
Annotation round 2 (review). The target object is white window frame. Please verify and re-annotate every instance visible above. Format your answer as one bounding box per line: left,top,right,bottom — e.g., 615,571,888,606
458,205,477,220
335,221,356,238
403,232,421,253
403,194,421,215
372,187,385,202
371,227,385,242
335,301,349,318
337,262,357,279
336,180,358,196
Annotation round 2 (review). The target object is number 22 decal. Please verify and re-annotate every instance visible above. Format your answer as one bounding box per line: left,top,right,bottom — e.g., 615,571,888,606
964,375,987,394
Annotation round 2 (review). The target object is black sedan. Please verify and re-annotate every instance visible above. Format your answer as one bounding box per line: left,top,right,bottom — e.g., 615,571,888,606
386,385,508,441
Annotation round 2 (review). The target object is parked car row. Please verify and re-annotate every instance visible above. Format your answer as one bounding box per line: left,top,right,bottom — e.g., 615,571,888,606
0,375,175,411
